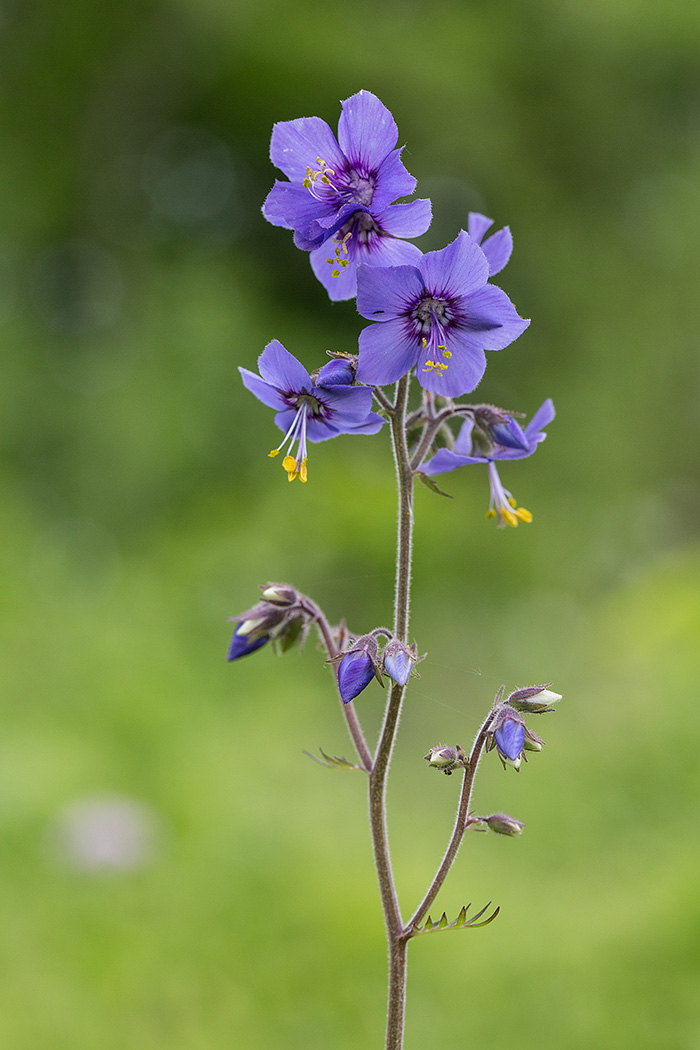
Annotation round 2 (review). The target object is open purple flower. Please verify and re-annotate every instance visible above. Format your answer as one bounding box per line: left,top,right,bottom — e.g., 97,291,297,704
239,340,384,483
467,212,513,276
262,90,431,301
355,231,529,396
422,399,554,527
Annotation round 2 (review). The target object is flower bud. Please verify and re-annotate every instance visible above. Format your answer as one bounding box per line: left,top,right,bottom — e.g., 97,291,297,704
337,640,378,704
382,641,414,687
523,725,545,752
494,715,526,771
480,813,525,836
259,583,298,606
507,684,562,713
233,602,286,639
227,623,269,661
423,745,465,775
315,357,356,386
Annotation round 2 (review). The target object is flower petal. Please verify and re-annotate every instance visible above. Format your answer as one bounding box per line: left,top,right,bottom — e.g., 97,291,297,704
356,263,423,320
269,115,345,182
480,226,513,276
239,367,290,411
422,447,483,475
356,318,419,386
337,90,398,174
372,147,418,208
416,336,487,396
420,230,489,300
467,212,494,243
457,285,530,351
525,398,556,438
312,384,375,427
374,198,432,239
263,182,336,248
495,719,525,761
257,340,311,393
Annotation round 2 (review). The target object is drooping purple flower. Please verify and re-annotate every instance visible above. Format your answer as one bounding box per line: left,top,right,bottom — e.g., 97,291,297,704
239,340,384,482
382,641,414,686
467,212,513,276
422,399,555,527
495,717,526,770
227,623,269,661
262,90,431,301
337,647,376,704
355,231,529,396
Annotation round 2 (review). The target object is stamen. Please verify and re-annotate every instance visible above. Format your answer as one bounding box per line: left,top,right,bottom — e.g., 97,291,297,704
269,404,311,483
326,231,352,279
486,461,533,528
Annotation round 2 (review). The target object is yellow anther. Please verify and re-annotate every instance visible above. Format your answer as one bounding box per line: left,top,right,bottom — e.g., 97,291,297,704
283,455,297,481
502,508,518,528
514,506,533,523
442,349,452,359
269,449,281,458
299,458,308,483
331,269,340,279
486,509,496,520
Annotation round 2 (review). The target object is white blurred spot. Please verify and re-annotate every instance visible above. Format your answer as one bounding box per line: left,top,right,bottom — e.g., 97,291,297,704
47,795,161,873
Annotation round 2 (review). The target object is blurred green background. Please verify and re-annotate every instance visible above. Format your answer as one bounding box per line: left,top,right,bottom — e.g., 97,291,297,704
2,0,700,1047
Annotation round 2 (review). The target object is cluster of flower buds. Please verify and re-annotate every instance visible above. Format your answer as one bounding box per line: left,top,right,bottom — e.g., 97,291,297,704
485,684,562,771
227,583,309,661
423,745,466,776
333,633,419,704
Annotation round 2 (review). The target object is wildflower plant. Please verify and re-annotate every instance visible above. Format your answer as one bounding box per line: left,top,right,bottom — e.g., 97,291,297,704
231,90,561,1050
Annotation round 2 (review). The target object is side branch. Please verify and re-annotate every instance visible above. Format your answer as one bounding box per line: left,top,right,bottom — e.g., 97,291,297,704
406,711,495,931
304,600,373,773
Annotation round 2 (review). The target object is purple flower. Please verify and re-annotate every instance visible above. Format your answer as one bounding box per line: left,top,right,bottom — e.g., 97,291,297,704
355,231,530,396
495,717,526,770
337,647,376,704
422,399,555,527
227,624,269,661
239,340,384,483
467,212,513,276
382,641,414,686
262,90,431,301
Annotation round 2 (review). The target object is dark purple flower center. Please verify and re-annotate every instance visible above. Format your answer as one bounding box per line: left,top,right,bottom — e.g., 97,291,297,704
412,295,453,334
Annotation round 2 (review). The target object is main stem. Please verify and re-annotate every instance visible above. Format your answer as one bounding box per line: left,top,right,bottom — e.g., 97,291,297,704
369,375,414,1050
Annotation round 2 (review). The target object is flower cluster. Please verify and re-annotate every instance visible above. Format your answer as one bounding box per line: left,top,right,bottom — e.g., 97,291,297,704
486,684,562,771
239,89,549,488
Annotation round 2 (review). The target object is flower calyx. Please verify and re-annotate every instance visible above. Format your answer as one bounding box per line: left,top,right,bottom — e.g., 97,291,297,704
424,744,466,776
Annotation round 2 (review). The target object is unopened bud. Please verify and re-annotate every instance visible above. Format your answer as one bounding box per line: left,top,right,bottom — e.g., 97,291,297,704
423,745,465,776
507,684,562,713
480,813,525,836
383,641,415,687
337,637,379,704
260,583,298,606
227,623,269,662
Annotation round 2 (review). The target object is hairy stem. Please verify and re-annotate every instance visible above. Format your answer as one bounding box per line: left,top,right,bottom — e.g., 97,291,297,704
368,374,415,1050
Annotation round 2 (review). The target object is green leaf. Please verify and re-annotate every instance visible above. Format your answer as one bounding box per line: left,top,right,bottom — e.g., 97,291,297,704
408,902,500,937
415,471,454,498
302,748,364,772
